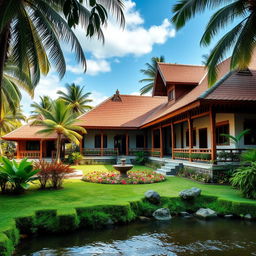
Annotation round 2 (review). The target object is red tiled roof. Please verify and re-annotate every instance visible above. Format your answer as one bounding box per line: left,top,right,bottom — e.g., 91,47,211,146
2,124,57,140
77,95,167,128
157,63,206,84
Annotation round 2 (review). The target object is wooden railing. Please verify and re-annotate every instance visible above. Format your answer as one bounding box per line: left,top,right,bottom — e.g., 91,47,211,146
173,148,212,161
19,151,41,159
82,148,119,156
151,148,161,157
216,148,246,162
129,148,152,156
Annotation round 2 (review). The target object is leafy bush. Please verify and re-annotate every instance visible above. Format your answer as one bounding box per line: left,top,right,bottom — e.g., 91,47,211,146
212,165,236,184
0,157,39,193
240,149,256,163
135,151,148,165
178,168,211,183
67,152,83,165
0,172,8,193
34,161,74,189
230,162,256,199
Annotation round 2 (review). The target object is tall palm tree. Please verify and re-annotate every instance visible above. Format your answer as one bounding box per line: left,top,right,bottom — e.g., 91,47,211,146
30,96,52,120
0,0,125,117
139,56,165,95
57,83,93,115
172,0,256,85
34,100,86,162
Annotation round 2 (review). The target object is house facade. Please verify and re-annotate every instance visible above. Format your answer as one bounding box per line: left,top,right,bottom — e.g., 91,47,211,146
3,54,256,163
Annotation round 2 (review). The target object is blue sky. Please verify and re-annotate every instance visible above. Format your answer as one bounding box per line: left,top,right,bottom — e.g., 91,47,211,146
21,0,225,115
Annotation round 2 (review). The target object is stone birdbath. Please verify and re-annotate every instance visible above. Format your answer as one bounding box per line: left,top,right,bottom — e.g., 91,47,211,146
113,158,133,178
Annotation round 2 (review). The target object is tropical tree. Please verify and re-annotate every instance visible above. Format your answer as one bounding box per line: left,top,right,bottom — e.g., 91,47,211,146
139,56,165,95
30,96,52,121
57,83,93,115
221,129,250,148
0,0,125,117
172,0,256,85
33,100,86,163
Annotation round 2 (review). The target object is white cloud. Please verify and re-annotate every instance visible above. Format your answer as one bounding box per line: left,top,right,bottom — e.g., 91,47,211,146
67,59,111,76
130,91,151,96
72,0,176,59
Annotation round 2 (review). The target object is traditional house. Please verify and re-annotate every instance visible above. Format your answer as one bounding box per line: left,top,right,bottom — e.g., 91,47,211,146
3,54,256,166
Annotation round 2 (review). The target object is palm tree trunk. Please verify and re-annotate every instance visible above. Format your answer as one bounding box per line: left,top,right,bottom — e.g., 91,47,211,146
56,134,61,163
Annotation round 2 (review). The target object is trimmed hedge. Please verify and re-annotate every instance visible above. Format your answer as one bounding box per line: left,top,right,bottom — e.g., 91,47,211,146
1,196,256,256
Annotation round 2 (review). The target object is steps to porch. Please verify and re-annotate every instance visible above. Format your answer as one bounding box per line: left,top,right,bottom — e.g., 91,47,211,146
156,161,183,176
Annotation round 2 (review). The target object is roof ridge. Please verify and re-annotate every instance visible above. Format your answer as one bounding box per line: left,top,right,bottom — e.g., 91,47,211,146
198,71,234,99
158,63,205,68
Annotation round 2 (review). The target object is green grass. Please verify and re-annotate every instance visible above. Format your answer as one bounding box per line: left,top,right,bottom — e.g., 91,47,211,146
1,164,255,229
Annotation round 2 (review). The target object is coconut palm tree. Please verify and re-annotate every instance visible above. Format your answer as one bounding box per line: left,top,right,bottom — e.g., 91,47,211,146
30,96,52,121
139,56,165,95
172,0,256,85
34,100,86,162
0,0,125,117
57,83,93,115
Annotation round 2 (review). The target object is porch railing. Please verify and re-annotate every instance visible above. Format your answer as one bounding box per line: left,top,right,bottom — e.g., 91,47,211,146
82,148,119,156
19,151,41,159
216,148,246,162
173,148,212,161
129,148,152,156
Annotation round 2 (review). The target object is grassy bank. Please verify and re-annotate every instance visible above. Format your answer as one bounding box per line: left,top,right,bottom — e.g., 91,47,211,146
0,165,256,256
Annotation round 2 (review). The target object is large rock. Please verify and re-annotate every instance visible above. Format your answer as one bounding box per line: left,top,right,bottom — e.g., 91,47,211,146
179,187,201,200
144,190,161,204
195,208,217,219
153,208,171,221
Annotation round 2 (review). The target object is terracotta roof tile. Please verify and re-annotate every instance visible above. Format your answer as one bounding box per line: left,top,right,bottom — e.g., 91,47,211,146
77,95,167,128
158,63,206,84
2,124,57,140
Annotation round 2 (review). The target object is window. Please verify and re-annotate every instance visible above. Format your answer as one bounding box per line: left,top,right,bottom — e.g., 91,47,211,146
216,122,229,145
153,129,160,148
136,135,144,148
94,135,107,148
244,119,256,145
26,141,40,151
168,89,174,101
95,135,101,148
186,129,196,147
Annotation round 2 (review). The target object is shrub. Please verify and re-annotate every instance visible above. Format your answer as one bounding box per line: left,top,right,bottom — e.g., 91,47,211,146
67,152,83,165
135,151,148,165
0,172,9,193
0,157,39,193
240,149,256,163
230,162,256,199
34,161,74,189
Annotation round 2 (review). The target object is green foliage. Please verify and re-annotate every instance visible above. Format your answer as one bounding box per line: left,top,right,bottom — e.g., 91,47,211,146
68,152,83,165
34,210,59,233
0,172,8,193
230,162,256,199
135,151,148,165
172,0,256,85
178,168,211,183
221,129,250,147
0,157,39,193
34,161,74,189
240,149,256,164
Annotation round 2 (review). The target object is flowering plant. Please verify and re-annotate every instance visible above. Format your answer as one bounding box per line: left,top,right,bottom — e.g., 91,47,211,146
82,170,165,184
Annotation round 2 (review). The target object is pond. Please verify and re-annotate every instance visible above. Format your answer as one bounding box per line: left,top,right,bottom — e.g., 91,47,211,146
15,217,256,256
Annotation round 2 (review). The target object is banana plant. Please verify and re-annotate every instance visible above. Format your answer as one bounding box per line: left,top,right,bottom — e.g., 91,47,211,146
221,129,251,148
0,157,39,192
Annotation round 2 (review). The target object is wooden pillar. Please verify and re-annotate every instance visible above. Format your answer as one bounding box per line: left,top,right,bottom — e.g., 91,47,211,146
40,140,43,160
210,107,217,162
16,141,20,159
188,114,193,162
101,131,104,156
160,126,163,158
171,123,175,159
126,133,129,155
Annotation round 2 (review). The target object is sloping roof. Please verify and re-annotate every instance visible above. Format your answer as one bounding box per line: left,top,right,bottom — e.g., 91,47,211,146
157,63,206,84
76,95,167,128
2,124,57,140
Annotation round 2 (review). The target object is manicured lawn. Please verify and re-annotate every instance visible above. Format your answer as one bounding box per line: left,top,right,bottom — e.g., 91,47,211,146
0,165,255,231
